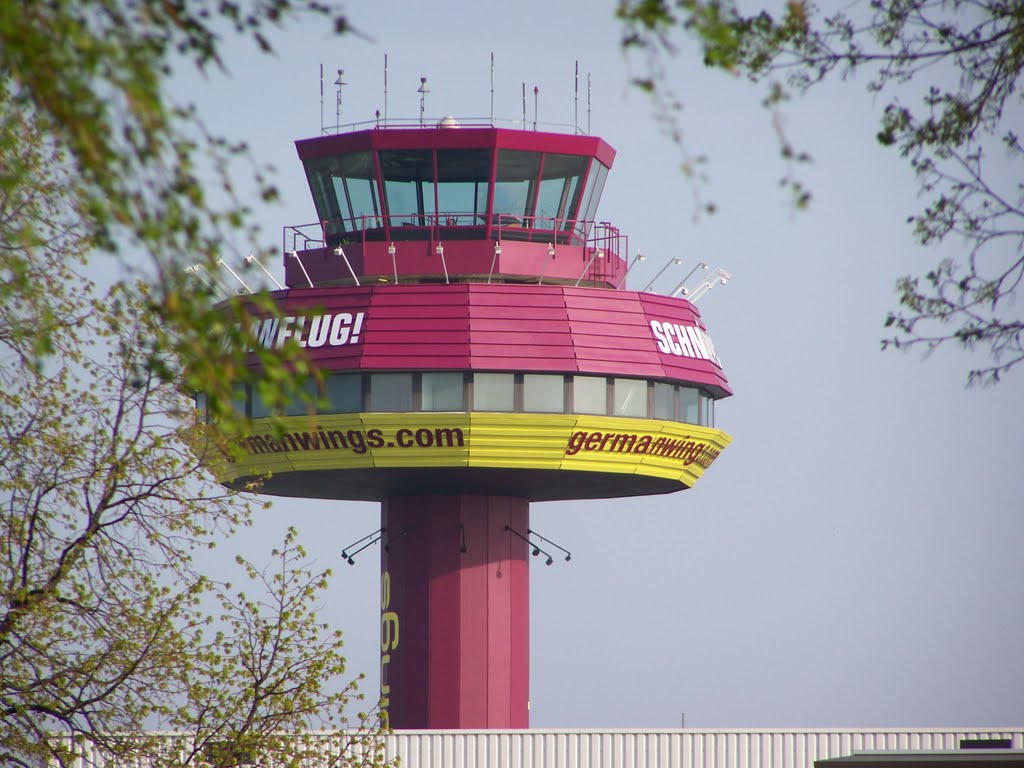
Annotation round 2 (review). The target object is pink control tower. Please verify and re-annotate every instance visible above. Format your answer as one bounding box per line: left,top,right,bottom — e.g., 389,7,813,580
216,115,732,729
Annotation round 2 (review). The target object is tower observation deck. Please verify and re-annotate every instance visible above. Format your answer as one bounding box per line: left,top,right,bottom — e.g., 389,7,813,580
217,118,732,730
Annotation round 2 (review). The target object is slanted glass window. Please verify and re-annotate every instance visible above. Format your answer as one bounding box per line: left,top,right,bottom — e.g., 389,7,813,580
422,372,464,411
340,151,381,229
380,150,434,227
579,161,609,222
327,374,362,413
304,156,345,230
523,374,564,413
494,150,541,223
573,375,606,414
370,373,413,411
613,378,647,417
574,160,608,243
653,382,674,420
473,373,515,411
679,387,699,424
284,377,319,416
436,149,490,225
536,154,588,228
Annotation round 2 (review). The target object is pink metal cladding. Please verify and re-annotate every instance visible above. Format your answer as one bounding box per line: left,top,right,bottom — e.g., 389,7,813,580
295,126,616,168
381,495,529,729
262,284,731,396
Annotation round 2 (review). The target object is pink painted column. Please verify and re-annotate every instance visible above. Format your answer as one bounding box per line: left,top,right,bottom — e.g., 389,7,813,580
380,495,529,729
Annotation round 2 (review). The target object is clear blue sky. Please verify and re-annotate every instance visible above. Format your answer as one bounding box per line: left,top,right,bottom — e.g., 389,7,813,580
176,0,1023,729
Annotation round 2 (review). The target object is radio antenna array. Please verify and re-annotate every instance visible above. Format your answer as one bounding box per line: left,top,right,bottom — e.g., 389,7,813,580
574,60,579,134
335,68,347,128
587,72,592,135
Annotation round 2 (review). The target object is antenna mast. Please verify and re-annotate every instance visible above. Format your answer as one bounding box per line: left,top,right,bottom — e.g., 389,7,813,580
574,60,579,134
418,76,429,126
490,52,495,124
319,64,324,134
587,72,592,135
335,68,346,129
384,53,389,125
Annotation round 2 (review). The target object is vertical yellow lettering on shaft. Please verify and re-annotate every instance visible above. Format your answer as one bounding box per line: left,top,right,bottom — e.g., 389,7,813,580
380,570,395,727
381,611,399,651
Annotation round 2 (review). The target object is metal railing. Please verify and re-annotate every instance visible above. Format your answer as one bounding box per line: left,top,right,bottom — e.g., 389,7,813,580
282,214,626,284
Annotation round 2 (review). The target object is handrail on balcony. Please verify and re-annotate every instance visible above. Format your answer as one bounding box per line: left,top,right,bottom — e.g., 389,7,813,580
281,215,627,287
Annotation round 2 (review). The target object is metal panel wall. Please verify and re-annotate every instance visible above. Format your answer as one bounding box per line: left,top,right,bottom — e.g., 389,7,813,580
262,284,731,395
51,728,1024,767
384,730,1024,768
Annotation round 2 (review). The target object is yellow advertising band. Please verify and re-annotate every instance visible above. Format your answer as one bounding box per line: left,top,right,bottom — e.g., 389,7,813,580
224,412,732,490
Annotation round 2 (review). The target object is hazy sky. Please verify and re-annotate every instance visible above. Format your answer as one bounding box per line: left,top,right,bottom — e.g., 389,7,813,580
175,0,1023,729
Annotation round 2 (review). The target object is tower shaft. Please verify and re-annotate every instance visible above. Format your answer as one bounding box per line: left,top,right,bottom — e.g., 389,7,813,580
380,495,529,729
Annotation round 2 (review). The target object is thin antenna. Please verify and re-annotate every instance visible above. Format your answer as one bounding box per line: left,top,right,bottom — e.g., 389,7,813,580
641,257,682,293
688,268,732,302
384,53,389,125
574,60,579,134
670,262,709,297
286,250,314,288
334,68,346,128
614,250,646,290
587,72,592,135
244,253,285,290
242,253,284,290
490,53,495,124
187,264,233,298
435,243,450,284
521,82,526,128
333,245,362,286
217,258,253,294
574,248,604,286
487,241,501,283
319,64,324,134
533,86,538,131
185,265,221,296
418,76,429,126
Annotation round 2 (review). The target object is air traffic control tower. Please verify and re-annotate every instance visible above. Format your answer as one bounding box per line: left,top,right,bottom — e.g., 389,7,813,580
219,116,732,730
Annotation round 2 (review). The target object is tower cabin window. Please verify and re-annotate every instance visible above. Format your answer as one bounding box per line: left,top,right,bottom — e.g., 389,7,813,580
303,146,604,245
574,160,608,244
536,154,588,230
303,151,381,244
436,149,490,231
494,150,592,243
493,150,541,228
380,150,434,231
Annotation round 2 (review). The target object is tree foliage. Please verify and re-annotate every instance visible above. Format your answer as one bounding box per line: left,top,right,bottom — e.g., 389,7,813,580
1,4,386,766
618,0,1024,385
0,0,350,417
0,117,382,768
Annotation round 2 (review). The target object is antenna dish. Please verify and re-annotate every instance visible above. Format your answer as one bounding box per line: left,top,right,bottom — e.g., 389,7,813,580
437,115,460,128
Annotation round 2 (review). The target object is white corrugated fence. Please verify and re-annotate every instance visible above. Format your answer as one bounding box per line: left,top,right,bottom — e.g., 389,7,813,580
51,728,1024,767
384,729,1024,768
